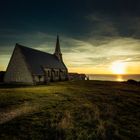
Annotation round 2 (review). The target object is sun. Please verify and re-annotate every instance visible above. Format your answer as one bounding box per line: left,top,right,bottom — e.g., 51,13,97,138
111,61,126,74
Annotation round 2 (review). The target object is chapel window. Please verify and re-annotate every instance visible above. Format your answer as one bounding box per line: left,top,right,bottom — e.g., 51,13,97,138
48,71,50,77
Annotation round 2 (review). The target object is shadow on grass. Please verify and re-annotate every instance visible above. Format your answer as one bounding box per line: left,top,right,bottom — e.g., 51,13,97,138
0,83,33,88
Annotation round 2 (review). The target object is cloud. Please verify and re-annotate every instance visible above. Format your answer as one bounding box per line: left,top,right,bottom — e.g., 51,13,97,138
122,56,140,63
0,31,140,73
59,35,140,71
86,14,119,37
86,13,140,40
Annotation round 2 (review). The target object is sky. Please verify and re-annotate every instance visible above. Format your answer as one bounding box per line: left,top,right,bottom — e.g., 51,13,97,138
0,0,140,74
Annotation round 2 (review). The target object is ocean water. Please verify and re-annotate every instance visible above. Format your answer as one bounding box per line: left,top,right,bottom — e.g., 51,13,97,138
87,74,140,82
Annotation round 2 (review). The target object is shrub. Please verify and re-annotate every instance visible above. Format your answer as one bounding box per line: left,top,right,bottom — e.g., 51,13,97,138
127,79,138,85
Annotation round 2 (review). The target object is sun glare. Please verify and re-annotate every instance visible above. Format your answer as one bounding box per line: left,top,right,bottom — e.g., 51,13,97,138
111,61,126,74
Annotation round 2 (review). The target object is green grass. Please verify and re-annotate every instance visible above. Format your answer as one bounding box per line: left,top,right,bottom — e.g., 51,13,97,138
0,81,140,140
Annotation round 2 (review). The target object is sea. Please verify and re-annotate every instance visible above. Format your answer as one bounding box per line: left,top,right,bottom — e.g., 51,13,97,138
87,74,140,82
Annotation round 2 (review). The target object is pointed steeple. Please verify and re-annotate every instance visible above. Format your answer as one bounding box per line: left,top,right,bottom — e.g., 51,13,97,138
54,35,63,61
55,35,61,53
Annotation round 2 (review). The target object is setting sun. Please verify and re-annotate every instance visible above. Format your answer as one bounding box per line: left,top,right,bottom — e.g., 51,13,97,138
111,61,126,74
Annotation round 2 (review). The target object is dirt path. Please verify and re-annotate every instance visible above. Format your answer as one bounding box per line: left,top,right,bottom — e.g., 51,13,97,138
0,103,37,124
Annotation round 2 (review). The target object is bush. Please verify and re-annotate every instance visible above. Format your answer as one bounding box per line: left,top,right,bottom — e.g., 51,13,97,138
127,79,138,85
0,71,5,83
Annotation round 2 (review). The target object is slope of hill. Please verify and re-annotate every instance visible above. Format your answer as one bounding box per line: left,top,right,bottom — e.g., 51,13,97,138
0,81,140,140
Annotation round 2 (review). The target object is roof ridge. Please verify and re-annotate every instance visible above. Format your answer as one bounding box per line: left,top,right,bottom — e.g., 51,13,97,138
15,43,53,56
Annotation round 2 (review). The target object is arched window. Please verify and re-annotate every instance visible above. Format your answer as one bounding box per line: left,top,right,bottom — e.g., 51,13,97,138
48,71,50,77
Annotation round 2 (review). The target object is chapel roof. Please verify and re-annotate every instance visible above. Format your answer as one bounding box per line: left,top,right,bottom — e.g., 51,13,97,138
15,43,67,75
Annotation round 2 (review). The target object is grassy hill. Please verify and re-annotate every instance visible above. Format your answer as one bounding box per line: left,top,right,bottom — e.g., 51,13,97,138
0,81,140,140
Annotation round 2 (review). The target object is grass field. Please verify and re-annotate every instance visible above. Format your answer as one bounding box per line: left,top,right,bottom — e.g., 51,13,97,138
0,80,140,140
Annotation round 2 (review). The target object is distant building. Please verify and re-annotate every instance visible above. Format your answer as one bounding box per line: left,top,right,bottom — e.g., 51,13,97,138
4,36,68,85
68,73,86,80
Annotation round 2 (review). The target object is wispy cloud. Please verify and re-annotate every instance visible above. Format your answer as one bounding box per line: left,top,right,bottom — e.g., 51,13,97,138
86,12,140,40
0,31,140,73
